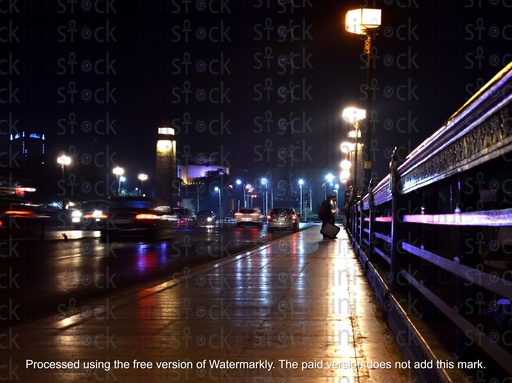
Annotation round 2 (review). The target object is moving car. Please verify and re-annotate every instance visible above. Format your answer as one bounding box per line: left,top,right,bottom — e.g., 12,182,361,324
170,207,197,228
196,210,217,226
267,207,299,233
0,198,49,239
71,199,112,229
100,196,173,241
235,207,264,228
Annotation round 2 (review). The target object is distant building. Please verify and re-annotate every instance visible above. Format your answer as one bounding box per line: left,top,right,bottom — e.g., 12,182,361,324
155,127,177,205
10,131,46,165
177,164,229,184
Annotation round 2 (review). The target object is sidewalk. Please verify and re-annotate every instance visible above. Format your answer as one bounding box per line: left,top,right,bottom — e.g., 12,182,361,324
4,226,413,382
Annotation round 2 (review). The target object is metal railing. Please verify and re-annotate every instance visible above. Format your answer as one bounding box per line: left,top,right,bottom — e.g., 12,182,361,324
347,62,512,382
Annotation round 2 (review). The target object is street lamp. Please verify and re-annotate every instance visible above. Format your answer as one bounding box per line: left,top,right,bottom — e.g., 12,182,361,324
261,178,268,215
119,176,126,195
343,107,366,199
324,173,334,199
113,166,124,195
57,154,71,181
345,7,381,185
245,184,253,207
138,173,148,196
298,179,304,221
214,186,222,224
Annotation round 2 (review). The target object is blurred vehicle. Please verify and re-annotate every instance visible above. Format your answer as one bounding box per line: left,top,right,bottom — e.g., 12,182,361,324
170,207,197,228
196,210,217,226
267,207,299,233
235,207,264,228
223,211,236,223
0,198,49,238
71,199,112,229
100,196,173,242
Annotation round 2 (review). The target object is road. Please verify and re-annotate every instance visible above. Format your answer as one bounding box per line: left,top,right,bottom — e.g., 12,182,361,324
0,223,312,327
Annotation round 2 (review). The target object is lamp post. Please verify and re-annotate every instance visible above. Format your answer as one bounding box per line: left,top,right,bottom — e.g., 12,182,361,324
57,154,71,182
57,155,71,208
343,107,366,200
261,178,268,215
298,179,304,221
119,176,126,195
324,173,334,199
214,186,222,223
246,184,253,207
345,8,381,188
138,173,148,196
113,166,124,196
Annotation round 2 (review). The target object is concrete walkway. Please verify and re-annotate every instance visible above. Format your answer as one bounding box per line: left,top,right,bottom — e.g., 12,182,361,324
4,226,413,382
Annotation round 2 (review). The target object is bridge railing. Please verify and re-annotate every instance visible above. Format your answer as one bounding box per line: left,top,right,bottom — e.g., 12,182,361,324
348,62,512,382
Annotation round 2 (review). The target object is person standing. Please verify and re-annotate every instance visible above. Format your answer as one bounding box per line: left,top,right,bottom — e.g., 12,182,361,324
319,194,337,239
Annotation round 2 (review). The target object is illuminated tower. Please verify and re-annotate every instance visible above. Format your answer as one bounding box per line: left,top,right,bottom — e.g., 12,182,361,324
155,127,177,205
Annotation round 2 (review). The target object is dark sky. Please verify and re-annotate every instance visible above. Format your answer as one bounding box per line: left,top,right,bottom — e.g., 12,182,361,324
2,0,511,197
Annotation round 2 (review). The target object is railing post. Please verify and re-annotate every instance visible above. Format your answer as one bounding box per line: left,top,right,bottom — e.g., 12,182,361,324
368,188,376,261
389,148,405,290
358,199,363,246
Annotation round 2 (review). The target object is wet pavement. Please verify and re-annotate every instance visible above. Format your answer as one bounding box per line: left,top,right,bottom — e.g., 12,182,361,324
4,226,414,382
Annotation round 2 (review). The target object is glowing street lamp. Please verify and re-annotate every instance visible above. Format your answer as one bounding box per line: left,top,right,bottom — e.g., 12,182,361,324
324,173,334,199
214,186,222,223
261,178,268,215
57,154,71,181
298,179,304,221
345,8,381,184
343,107,366,198
113,166,124,195
138,173,148,196
345,8,382,36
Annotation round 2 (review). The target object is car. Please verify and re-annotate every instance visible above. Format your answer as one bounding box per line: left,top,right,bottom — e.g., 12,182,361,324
235,207,265,228
71,199,112,229
170,207,197,228
100,196,174,242
196,210,217,226
0,198,49,238
267,207,299,233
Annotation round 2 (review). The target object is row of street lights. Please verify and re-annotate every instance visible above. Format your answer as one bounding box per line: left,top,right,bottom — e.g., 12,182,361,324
56,155,149,196
341,8,381,201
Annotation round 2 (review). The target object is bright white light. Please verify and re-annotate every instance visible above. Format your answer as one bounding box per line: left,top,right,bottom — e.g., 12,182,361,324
340,170,351,183
340,160,351,170
342,107,366,123
113,167,124,176
345,8,382,35
57,155,71,166
158,127,175,135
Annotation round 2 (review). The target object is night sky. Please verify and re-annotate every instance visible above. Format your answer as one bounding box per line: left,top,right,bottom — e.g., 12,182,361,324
2,0,511,200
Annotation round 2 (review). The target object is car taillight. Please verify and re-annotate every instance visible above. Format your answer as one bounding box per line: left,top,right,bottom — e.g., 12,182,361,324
291,215,297,220
4,210,34,216
136,213,158,220
84,211,107,219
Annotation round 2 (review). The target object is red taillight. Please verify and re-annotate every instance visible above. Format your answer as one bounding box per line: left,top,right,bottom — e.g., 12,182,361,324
84,213,107,219
136,213,158,220
5,210,33,215
291,215,297,221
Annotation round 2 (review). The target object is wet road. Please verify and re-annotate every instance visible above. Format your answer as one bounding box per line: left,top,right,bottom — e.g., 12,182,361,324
1,224,299,326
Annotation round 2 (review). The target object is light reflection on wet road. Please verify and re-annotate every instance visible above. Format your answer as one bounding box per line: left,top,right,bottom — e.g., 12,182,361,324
0,224,306,326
